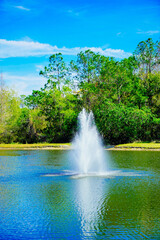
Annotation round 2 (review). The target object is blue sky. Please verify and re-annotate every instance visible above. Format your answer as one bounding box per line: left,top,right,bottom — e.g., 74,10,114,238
0,0,160,95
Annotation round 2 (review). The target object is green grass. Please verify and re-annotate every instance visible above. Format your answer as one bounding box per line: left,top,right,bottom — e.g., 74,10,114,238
115,142,160,149
0,143,71,149
1,142,160,150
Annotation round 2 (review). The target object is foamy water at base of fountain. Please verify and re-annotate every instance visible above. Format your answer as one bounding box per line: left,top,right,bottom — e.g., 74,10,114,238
42,169,149,178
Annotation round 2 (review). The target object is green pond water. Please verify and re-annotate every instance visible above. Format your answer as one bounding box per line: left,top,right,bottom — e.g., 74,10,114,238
0,150,159,239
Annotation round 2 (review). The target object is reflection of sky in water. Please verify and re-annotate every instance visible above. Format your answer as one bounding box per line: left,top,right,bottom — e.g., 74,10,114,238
0,150,159,239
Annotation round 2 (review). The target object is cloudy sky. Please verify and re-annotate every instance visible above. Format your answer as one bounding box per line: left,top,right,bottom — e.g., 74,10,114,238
0,0,160,95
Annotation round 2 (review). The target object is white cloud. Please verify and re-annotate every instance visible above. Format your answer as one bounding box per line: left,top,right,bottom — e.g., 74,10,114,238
35,65,45,72
0,39,53,58
20,36,33,42
67,9,80,16
137,30,160,35
3,72,45,95
64,5,90,17
66,8,87,17
0,39,132,59
14,6,30,11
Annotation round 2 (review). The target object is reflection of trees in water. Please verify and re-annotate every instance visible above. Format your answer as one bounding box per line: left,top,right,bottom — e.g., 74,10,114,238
95,177,160,238
36,150,67,168
138,181,160,236
109,150,160,172
41,180,81,237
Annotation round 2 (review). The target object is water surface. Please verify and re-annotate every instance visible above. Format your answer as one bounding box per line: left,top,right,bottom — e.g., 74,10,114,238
0,150,159,239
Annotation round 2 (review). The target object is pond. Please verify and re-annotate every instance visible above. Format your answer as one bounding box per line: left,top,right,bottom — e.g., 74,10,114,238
0,150,159,239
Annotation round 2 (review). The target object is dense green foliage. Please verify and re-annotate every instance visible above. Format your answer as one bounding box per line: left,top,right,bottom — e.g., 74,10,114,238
0,38,160,144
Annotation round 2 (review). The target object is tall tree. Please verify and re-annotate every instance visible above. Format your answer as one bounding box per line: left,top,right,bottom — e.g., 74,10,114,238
134,38,159,74
70,50,106,83
40,53,66,90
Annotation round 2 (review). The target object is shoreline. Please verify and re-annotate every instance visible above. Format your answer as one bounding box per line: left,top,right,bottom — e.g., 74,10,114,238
111,142,160,151
0,142,160,151
0,147,70,150
107,147,160,151
0,143,71,150
0,146,160,151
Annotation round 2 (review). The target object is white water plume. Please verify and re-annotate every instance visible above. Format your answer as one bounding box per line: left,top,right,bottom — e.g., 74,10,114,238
71,109,109,174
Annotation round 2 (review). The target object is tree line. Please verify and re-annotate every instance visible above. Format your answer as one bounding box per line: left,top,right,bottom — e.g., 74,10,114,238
0,38,160,144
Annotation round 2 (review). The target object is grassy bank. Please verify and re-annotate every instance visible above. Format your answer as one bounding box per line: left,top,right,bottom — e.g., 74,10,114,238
0,143,71,150
0,142,160,150
113,142,160,150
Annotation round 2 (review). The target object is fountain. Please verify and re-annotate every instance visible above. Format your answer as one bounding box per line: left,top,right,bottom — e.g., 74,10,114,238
43,108,146,178
71,108,109,175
